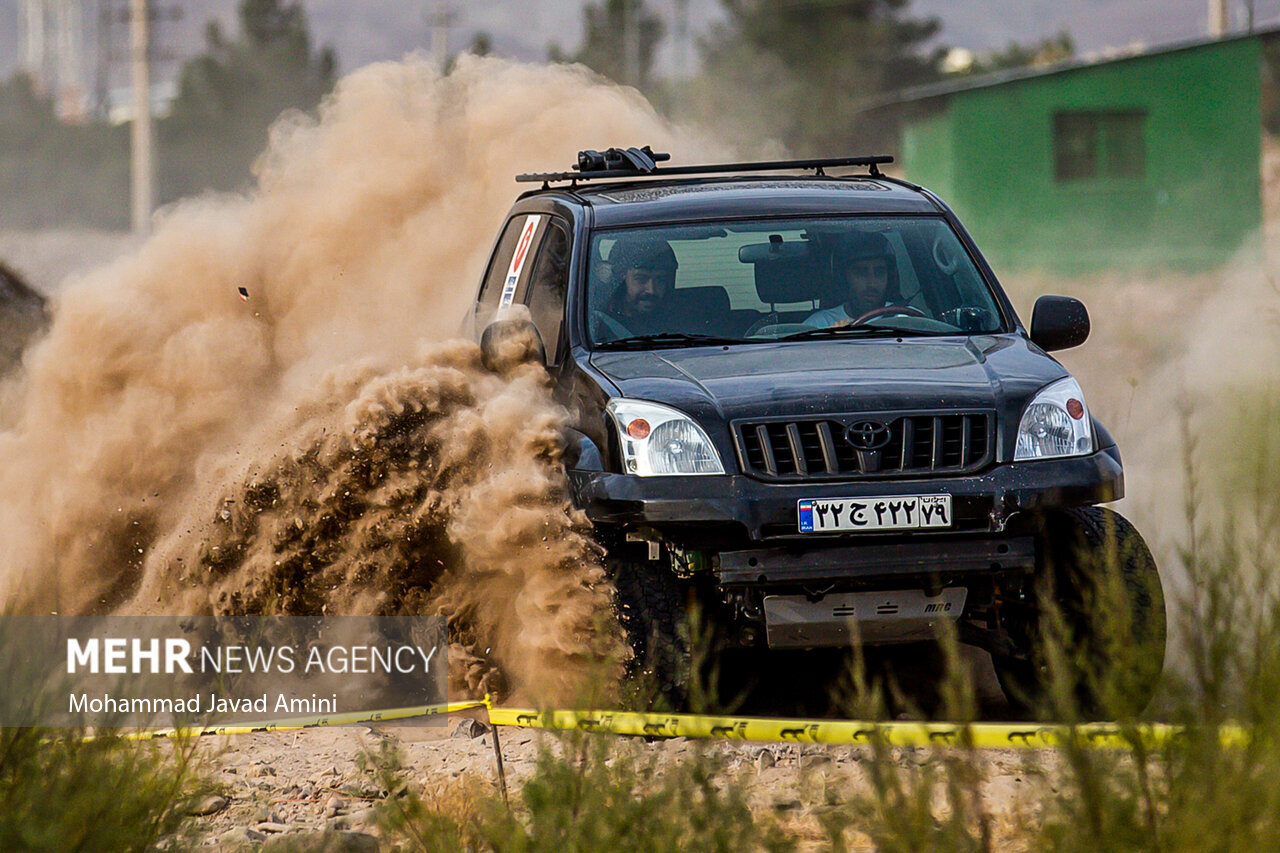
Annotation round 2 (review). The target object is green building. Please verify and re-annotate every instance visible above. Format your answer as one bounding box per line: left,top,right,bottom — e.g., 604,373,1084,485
879,31,1277,272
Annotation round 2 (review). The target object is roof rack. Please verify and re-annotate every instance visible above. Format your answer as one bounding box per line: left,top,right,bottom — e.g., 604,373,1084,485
516,146,894,186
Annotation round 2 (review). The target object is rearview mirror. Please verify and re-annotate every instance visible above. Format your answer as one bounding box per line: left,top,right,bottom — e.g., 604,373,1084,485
480,317,546,373
1029,295,1090,352
738,240,812,263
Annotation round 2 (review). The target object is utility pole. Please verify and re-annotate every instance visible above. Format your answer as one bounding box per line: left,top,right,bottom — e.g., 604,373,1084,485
130,0,152,234
622,0,640,87
21,0,47,90
673,0,689,80
1208,0,1229,37
429,0,457,74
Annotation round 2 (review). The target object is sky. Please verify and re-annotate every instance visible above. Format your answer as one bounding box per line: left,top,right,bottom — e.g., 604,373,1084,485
4,0,1280,92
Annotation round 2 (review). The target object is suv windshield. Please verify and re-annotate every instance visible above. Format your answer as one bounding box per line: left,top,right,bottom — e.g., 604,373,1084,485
587,217,1005,346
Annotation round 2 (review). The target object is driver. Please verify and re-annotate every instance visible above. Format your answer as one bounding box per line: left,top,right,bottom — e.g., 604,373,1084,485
597,234,679,338
803,232,899,328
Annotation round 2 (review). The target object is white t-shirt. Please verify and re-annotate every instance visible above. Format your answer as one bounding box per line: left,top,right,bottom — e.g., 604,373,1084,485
803,301,902,329
801,305,853,328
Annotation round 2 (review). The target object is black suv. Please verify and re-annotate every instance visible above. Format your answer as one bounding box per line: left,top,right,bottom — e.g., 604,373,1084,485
473,148,1165,715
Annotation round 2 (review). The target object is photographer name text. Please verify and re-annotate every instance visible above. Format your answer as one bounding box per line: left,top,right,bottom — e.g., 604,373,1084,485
69,691,339,715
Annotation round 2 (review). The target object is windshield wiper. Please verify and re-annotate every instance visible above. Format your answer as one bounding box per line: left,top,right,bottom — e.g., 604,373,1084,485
780,323,953,341
596,332,743,350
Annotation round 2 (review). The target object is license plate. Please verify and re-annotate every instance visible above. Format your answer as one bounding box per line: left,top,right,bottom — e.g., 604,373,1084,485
797,495,952,533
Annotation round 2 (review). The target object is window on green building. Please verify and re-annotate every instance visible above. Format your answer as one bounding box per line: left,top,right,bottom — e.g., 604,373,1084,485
1053,110,1146,181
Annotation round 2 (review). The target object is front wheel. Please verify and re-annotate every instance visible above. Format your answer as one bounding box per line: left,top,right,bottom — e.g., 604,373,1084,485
609,557,690,708
992,507,1166,720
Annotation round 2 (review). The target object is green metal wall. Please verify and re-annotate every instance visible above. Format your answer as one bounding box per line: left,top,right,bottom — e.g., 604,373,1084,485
902,38,1262,272
901,111,955,202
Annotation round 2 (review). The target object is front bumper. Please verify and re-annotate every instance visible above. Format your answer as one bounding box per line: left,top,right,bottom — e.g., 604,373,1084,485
569,445,1122,542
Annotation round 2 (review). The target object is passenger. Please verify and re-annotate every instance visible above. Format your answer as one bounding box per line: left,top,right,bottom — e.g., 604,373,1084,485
803,232,899,328
595,234,679,339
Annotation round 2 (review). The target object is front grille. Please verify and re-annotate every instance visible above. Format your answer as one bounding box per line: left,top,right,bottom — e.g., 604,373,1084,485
733,411,994,480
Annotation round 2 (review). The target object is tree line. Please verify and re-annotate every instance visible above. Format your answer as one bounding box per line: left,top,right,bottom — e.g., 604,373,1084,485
0,0,334,229
0,0,1074,229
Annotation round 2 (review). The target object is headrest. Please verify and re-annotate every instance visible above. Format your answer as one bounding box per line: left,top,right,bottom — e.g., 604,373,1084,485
752,258,820,305
668,285,730,317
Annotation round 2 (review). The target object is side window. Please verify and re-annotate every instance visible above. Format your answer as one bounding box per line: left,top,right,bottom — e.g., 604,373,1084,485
476,214,544,329
525,220,571,362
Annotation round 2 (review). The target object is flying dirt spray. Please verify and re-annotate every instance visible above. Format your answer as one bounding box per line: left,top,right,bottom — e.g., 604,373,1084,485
0,57,712,703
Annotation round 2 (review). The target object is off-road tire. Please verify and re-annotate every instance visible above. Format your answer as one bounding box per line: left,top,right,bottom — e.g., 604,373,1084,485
610,557,690,708
993,506,1166,720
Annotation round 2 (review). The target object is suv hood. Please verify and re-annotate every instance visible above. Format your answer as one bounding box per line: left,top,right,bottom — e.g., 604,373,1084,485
589,336,1066,421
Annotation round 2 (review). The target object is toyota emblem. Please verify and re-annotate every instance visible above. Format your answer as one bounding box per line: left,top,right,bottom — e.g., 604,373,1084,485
844,420,891,451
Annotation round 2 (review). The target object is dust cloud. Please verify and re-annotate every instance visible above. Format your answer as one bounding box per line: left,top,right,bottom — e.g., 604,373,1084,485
0,56,703,703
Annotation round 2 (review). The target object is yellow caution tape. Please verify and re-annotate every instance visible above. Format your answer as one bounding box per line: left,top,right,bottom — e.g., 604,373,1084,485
115,699,488,741
489,707,1250,750
101,697,1249,751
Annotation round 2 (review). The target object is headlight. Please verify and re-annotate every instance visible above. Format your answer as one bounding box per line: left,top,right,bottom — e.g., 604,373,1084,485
1014,377,1094,461
607,399,725,476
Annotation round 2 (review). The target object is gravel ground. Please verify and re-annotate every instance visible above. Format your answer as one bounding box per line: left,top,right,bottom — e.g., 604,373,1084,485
175,710,1051,851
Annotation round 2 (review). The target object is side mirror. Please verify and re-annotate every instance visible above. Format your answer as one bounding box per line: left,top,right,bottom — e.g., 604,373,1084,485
480,317,547,373
1029,295,1090,352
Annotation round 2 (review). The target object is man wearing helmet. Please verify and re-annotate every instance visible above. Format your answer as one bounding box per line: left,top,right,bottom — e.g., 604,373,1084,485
592,234,679,340
803,231,900,328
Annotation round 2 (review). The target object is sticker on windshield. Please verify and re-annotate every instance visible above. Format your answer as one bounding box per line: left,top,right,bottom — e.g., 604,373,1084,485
499,215,541,309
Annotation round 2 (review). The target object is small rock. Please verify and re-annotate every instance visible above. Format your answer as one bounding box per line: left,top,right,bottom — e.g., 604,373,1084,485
218,827,266,846
343,783,380,799
255,822,290,834
755,749,776,771
800,753,831,769
187,794,228,816
263,830,380,853
327,815,351,830
324,795,347,817
348,807,376,825
452,718,490,739
249,764,277,778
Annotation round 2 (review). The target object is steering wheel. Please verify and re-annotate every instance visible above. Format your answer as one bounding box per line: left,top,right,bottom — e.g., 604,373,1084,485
590,309,634,341
747,322,812,339
743,314,780,337
850,304,927,325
